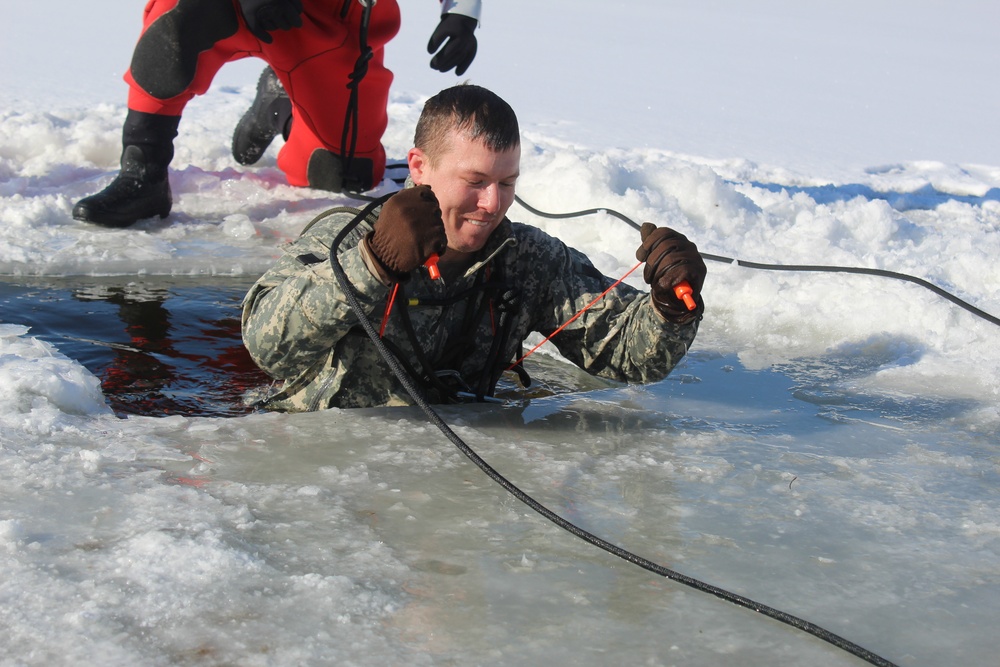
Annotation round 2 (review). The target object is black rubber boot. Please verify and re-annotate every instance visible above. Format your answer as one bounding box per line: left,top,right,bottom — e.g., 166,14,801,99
232,67,292,166
73,111,178,228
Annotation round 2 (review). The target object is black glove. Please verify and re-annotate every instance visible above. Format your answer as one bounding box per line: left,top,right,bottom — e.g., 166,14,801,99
239,0,303,44
427,13,478,75
635,222,707,323
367,186,448,280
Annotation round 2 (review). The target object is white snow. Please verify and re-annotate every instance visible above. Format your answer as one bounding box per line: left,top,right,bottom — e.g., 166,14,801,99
1,1,999,665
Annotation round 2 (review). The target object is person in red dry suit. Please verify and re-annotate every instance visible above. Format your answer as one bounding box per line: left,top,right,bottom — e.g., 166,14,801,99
73,0,483,228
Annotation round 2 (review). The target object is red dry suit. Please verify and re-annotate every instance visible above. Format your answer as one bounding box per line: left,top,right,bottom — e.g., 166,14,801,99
125,0,401,188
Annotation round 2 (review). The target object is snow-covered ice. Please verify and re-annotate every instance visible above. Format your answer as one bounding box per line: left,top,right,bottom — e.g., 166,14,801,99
1,2,999,665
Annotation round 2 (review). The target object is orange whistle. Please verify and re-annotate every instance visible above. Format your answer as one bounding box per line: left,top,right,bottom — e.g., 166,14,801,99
674,281,697,311
424,253,441,280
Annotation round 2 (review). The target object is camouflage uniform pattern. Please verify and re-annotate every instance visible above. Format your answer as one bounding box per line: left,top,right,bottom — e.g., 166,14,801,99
241,197,700,411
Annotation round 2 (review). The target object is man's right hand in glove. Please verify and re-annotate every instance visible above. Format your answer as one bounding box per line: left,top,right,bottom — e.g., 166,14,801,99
635,222,707,323
239,0,303,44
366,186,449,282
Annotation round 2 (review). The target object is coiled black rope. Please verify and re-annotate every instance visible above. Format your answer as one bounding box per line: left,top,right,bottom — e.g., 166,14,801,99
326,197,899,667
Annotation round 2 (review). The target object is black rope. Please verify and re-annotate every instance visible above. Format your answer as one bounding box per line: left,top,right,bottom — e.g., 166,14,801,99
325,198,899,667
340,0,375,180
512,194,1000,328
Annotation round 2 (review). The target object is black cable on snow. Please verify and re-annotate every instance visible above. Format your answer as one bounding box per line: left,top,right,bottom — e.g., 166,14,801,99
326,200,899,667
512,194,1000,328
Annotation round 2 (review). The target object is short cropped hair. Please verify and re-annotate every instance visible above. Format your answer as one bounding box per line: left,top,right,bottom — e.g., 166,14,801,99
414,84,520,164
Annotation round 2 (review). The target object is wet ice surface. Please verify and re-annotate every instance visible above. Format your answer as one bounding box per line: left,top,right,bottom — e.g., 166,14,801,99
2,300,997,666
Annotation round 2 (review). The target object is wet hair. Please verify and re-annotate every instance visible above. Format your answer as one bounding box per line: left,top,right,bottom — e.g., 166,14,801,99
414,84,520,164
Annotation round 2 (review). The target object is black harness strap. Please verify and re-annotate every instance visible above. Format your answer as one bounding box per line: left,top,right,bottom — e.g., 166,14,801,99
391,272,523,404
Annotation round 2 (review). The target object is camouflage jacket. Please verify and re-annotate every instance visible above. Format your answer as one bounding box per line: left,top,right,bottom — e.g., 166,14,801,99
241,200,700,411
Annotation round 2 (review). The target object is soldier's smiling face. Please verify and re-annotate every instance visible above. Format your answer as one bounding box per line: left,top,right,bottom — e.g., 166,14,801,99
407,128,520,254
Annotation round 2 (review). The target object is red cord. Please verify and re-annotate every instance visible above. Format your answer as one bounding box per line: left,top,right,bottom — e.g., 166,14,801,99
508,260,643,370
379,283,400,337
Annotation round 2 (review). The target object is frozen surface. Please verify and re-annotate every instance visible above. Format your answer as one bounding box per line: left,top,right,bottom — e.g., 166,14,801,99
2,1,1000,665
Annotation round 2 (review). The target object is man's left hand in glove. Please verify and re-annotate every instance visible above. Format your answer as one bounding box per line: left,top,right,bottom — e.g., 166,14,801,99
635,222,707,323
427,13,478,75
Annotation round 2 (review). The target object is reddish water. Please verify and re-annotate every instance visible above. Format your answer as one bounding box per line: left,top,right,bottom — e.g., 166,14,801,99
0,276,271,417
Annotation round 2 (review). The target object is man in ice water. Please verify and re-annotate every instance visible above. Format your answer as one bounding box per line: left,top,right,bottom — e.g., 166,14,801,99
241,84,707,411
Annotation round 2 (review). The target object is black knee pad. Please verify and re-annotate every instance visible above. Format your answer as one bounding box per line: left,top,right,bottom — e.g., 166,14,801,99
307,150,376,193
130,0,240,100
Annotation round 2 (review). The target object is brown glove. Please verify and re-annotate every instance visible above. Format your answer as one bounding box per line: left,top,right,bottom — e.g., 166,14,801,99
366,186,448,280
635,222,707,322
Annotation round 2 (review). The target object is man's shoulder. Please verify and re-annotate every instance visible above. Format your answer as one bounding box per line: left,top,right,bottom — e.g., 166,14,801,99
285,204,376,258
298,205,373,240
508,220,564,250
506,219,609,283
